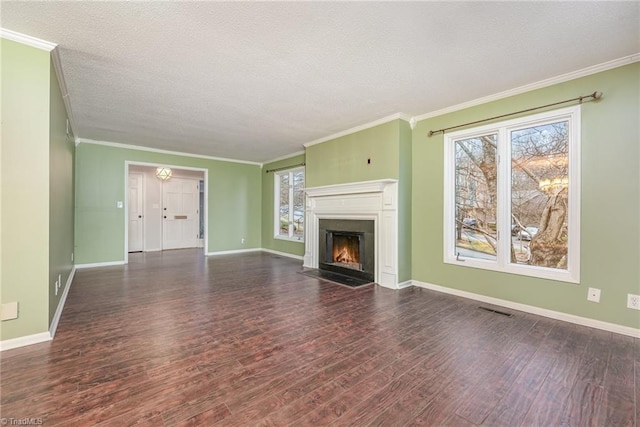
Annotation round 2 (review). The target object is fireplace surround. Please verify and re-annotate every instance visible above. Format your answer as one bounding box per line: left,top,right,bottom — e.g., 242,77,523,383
304,179,399,289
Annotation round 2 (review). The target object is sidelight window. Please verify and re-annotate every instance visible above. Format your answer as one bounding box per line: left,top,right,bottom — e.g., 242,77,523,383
274,167,305,241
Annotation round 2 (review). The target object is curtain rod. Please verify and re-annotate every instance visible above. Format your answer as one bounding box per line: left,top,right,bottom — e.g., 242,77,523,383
428,91,602,137
265,162,306,173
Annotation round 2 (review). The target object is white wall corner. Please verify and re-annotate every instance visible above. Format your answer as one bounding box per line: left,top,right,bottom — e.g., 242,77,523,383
51,47,78,140
49,266,76,338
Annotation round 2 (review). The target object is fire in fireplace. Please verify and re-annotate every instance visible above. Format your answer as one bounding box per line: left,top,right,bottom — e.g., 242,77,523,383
318,219,374,282
328,232,363,271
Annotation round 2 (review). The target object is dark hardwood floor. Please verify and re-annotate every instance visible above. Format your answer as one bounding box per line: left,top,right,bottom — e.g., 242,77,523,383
0,249,637,426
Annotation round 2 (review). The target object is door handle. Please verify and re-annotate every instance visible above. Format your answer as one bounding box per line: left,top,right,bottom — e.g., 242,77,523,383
164,216,167,219
138,215,142,218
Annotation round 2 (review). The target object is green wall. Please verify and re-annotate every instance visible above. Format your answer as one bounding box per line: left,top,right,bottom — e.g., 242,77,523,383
261,154,306,257
304,119,412,282
48,61,75,324
306,120,400,187
412,63,640,329
75,144,262,264
0,39,51,340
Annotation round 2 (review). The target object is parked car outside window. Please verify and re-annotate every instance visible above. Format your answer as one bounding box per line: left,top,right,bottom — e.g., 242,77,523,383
517,226,539,241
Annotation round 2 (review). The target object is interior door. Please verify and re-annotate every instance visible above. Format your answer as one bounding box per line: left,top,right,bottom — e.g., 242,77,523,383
128,172,144,252
162,177,199,250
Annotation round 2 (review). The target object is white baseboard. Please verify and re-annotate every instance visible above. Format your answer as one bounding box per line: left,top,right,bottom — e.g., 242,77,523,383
49,266,76,338
397,280,413,289
75,260,125,269
411,280,640,338
261,248,304,261
0,332,52,352
206,248,261,256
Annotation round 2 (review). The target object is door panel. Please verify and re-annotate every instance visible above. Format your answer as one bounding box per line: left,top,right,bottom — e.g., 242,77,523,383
128,173,144,252
162,178,199,250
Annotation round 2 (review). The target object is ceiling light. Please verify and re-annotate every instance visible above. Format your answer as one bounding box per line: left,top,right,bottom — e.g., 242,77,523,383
156,167,172,181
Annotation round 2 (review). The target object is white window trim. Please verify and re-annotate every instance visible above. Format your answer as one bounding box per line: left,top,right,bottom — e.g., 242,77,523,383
274,167,305,242
444,106,581,283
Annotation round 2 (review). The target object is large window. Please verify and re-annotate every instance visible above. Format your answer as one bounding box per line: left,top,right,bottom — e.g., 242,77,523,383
444,106,580,283
274,167,305,241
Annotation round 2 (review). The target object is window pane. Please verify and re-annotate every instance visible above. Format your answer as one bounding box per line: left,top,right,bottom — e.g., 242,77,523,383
279,174,290,235
511,121,568,269
455,134,498,261
292,171,305,237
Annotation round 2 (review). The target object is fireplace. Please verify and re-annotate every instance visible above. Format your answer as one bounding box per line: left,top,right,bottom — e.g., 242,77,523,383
319,219,374,282
304,179,399,288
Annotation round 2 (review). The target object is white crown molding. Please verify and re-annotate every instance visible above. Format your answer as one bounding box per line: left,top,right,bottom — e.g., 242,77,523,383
412,280,640,338
76,138,262,166
303,113,412,148
0,332,52,352
414,53,640,122
49,267,76,338
0,28,57,51
263,150,306,166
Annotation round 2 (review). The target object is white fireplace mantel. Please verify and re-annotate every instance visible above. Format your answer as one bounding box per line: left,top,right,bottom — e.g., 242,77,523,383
304,179,399,289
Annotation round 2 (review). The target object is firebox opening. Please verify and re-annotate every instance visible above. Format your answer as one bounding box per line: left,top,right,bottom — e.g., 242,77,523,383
318,219,375,283
329,233,362,271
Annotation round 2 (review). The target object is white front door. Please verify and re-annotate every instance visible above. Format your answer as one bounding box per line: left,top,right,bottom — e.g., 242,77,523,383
128,172,144,252
162,178,199,250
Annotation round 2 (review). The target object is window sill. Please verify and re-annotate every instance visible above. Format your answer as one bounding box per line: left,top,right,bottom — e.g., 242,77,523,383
274,235,304,243
444,256,579,284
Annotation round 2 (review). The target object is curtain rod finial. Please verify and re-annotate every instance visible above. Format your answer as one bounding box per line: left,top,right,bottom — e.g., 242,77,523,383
593,91,603,100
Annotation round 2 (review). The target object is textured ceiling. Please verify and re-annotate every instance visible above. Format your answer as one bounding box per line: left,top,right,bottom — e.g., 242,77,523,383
2,2,639,163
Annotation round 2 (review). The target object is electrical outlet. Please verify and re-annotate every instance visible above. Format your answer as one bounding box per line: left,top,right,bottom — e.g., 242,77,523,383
587,287,600,303
55,280,59,296
71,252,74,262
627,294,640,310
241,238,245,244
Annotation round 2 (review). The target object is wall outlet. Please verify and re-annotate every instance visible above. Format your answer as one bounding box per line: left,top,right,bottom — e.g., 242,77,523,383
241,238,245,244
627,294,640,310
55,279,59,296
71,252,74,262
587,287,601,303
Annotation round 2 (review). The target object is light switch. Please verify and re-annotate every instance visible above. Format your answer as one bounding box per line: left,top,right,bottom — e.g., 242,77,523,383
116,201,123,208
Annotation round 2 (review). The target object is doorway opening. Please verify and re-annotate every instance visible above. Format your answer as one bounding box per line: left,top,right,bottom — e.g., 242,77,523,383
125,162,208,263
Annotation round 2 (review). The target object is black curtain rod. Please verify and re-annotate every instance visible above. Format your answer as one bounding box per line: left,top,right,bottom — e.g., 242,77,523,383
428,91,602,137
265,162,306,173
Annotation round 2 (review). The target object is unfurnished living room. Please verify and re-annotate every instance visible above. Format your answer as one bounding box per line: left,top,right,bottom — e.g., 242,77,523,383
1,2,639,426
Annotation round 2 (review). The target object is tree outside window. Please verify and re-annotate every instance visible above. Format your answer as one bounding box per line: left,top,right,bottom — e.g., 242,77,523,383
445,106,580,283
275,168,305,241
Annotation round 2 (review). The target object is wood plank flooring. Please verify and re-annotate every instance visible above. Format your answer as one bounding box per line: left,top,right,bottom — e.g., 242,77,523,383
0,249,637,426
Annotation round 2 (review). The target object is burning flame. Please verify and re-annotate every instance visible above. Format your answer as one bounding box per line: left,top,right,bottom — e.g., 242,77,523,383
335,246,357,264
